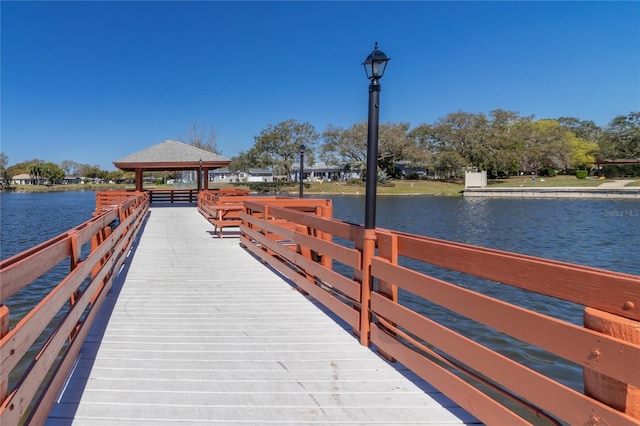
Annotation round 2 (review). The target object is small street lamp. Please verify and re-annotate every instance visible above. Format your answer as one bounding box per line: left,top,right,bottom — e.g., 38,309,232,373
299,144,305,198
362,42,390,230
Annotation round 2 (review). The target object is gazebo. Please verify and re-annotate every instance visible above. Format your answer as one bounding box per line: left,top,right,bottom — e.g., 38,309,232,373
113,140,231,192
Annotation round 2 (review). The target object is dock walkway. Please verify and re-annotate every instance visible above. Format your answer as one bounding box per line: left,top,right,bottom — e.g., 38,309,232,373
47,205,477,425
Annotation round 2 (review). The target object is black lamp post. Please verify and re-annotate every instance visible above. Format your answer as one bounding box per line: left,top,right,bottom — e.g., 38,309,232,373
199,158,203,191
362,42,390,229
299,144,305,198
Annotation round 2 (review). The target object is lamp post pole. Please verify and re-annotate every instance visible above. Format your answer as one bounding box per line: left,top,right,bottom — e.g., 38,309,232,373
364,80,381,229
362,42,390,230
359,43,390,346
299,144,305,198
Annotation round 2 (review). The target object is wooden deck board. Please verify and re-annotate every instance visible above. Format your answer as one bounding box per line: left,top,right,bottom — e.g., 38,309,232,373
47,206,479,425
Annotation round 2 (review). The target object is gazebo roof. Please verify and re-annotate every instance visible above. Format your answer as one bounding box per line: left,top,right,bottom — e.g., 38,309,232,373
113,139,231,171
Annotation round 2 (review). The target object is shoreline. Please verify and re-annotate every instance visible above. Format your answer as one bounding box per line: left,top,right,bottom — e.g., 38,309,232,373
463,187,640,199
464,179,640,199
3,179,640,200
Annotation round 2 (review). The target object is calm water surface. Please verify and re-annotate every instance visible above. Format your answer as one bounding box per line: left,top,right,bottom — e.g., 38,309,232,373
2,191,639,397
1,191,96,260
325,195,639,275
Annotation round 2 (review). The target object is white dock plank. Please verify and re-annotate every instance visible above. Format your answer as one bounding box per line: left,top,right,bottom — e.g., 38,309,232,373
47,206,479,425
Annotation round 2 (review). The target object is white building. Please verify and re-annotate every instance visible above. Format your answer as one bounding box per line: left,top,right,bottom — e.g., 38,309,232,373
291,163,353,182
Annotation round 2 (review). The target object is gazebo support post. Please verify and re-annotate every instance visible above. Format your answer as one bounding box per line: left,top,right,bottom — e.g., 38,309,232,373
135,169,143,192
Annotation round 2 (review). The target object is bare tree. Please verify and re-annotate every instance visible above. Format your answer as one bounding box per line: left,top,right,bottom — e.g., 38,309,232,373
60,160,81,176
183,121,221,154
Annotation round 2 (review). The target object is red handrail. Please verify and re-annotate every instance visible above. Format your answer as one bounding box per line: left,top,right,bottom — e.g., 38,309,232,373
0,191,149,425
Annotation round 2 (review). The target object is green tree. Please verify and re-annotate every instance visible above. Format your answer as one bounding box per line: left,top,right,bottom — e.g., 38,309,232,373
556,116,602,142
107,170,125,183
5,159,44,180
422,111,490,177
430,112,489,167
519,119,572,172
433,150,467,179
408,123,437,161
404,124,434,173
0,152,10,189
483,110,532,176
78,164,108,179
320,122,368,170
569,136,599,169
321,121,416,178
253,119,318,180
229,149,262,172
377,122,413,177
598,112,640,159
40,162,65,184
0,152,7,170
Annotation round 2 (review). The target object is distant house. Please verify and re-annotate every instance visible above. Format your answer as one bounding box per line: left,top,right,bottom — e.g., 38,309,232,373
291,163,349,182
247,168,273,182
210,168,234,183
11,173,37,185
63,176,82,184
209,168,273,183
394,161,428,179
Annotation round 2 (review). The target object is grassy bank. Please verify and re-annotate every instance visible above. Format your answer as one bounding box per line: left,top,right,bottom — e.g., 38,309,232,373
489,176,603,188
4,176,638,196
5,183,127,193
489,176,640,188
302,179,464,196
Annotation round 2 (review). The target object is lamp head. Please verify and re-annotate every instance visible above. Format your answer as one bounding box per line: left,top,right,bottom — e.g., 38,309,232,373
362,42,390,80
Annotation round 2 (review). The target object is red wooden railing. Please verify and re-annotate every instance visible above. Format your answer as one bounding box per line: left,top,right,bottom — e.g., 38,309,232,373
94,190,144,215
148,188,198,203
240,200,640,426
0,191,149,425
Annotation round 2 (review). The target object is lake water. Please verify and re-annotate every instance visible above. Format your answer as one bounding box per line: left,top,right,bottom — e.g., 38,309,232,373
1,191,639,398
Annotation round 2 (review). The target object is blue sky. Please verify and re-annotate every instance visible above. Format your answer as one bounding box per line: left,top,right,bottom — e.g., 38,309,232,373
2,1,639,171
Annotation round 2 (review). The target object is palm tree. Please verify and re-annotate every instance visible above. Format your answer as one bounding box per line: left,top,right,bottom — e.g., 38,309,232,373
27,163,43,185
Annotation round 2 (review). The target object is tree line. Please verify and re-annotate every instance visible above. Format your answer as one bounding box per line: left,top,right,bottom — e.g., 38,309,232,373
231,111,639,179
0,122,219,187
0,157,134,186
2,111,638,188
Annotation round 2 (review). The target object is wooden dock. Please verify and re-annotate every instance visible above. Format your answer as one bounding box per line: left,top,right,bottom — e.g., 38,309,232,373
46,206,478,425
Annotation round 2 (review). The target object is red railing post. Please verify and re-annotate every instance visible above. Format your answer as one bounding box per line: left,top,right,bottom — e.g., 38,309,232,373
319,202,333,270
376,231,398,302
584,307,640,420
374,231,398,361
0,305,8,403
359,228,376,346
